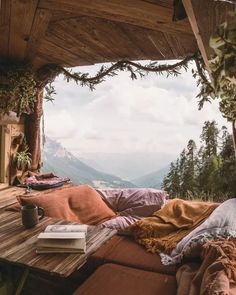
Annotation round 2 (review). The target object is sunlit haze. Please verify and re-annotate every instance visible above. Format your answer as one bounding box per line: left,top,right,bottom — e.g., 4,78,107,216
43,62,231,180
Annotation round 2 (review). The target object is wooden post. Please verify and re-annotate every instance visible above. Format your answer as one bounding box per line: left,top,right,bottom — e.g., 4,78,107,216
24,88,43,172
182,0,210,70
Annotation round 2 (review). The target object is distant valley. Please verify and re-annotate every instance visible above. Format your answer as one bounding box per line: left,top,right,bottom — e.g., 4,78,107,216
42,138,136,188
42,138,169,189
131,166,169,189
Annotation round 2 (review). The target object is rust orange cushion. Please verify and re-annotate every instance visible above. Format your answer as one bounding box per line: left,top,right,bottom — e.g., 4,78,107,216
16,185,116,225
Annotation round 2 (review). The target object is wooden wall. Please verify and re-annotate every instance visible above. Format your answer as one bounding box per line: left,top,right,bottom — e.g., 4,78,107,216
0,114,24,186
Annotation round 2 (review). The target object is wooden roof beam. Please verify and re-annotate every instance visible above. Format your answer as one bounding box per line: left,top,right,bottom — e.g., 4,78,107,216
9,0,39,59
26,8,52,61
39,0,193,36
182,0,232,69
182,0,209,69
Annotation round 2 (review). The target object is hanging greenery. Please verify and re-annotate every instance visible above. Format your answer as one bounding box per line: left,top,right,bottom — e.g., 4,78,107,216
0,60,37,116
192,12,236,122
0,55,197,116
208,13,236,122
36,55,195,91
1,25,236,123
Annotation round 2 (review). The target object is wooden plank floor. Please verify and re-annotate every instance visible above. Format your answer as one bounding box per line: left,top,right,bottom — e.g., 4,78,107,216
0,184,72,212
0,186,26,212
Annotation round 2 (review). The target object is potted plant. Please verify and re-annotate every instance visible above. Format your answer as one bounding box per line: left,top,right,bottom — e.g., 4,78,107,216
13,150,32,171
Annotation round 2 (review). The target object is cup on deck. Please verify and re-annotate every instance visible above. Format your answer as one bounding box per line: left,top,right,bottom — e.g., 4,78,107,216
21,204,45,229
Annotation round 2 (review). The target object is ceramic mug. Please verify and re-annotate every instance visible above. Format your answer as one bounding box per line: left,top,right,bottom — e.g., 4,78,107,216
21,204,45,228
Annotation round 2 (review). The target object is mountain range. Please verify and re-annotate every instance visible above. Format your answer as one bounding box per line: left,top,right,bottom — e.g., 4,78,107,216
41,138,168,189
41,138,136,188
131,166,169,189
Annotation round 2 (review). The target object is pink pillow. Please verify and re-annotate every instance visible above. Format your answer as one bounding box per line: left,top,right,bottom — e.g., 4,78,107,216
97,188,168,232
17,185,116,225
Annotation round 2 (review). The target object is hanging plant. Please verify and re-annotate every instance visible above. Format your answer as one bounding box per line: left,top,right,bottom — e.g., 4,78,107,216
208,12,236,121
0,60,37,116
192,12,236,123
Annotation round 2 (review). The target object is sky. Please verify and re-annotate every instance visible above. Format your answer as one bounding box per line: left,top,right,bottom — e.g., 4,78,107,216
43,61,231,179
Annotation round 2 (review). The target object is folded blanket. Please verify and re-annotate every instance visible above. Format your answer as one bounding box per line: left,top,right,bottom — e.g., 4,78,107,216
177,239,236,295
161,198,236,265
130,199,218,254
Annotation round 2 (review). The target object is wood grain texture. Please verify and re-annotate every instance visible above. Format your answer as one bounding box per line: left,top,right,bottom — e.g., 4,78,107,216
9,0,38,59
0,0,11,56
183,0,231,67
39,0,193,35
0,185,73,211
0,210,116,277
26,8,52,60
4,0,230,69
37,38,83,67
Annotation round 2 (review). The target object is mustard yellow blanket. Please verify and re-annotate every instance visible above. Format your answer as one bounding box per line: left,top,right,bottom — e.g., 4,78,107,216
130,199,218,254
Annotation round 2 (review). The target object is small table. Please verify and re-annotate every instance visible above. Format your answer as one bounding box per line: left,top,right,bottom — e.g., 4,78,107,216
0,210,116,294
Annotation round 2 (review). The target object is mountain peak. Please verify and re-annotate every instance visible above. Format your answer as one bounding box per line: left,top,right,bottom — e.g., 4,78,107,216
42,137,136,189
44,137,73,160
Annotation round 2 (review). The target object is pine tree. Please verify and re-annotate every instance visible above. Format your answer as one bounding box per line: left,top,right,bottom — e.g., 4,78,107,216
198,121,221,196
162,121,235,201
181,140,197,197
162,161,180,198
218,127,236,198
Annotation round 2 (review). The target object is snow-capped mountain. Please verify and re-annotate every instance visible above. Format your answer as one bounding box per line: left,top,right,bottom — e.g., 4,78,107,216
41,137,136,189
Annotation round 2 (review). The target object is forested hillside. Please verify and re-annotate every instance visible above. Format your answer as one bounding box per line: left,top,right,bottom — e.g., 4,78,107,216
162,121,236,201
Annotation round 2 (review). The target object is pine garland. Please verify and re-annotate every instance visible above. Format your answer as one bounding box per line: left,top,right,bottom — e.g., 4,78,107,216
36,55,194,91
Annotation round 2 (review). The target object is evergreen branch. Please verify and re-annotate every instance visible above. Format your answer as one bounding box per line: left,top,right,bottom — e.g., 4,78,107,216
37,54,196,98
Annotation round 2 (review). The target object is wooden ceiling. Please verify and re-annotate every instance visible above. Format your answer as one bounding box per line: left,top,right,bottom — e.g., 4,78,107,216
0,0,233,69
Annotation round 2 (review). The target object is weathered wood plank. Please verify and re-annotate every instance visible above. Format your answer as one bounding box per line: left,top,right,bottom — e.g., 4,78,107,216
182,0,230,68
182,0,210,68
39,0,193,35
48,17,118,62
164,34,183,59
46,21,98,64
0,211,116,277
0,0,11,57
9,0,38,59
82,17,145,60
37,38,89,67
26,8,52,60
0,185,73,211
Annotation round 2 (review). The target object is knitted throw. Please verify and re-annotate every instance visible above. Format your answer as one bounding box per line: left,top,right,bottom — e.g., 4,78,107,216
130,199,218,254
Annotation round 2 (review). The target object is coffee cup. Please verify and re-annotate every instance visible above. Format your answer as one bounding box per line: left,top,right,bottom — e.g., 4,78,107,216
21,204,45,228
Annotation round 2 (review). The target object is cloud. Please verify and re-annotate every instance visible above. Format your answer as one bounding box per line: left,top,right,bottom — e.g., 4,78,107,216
44,64,231,173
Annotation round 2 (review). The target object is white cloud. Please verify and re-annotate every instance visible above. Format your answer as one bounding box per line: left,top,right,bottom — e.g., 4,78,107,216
43,63,231,177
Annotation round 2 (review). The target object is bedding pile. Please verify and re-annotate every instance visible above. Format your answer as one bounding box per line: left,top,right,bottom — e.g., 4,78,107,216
161,198,236,265
98,188,168,232
130,199,218,254
176,239,236,295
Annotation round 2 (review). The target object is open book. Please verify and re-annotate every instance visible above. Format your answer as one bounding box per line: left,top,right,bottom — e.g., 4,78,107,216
36,224,88,254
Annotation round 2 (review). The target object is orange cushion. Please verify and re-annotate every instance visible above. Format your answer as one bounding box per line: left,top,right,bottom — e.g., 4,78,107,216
73,263,177,295
17,185,116,224
88,235,177,275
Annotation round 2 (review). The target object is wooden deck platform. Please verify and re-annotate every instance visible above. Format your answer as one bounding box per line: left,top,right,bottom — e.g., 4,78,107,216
0,185,116,295
0,184,72,212
0,186,25,212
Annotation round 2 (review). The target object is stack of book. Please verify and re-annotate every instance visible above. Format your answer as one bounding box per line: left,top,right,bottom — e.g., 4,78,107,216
36,224,88,254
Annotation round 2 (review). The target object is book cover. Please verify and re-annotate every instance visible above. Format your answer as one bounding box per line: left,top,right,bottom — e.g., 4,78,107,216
44,224,88,233
36,224,87,254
